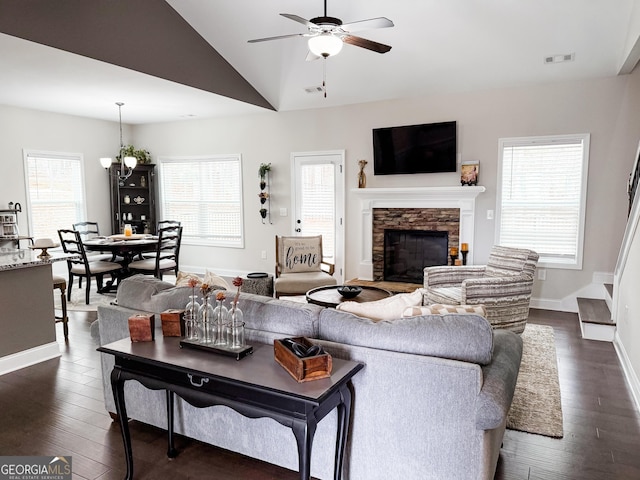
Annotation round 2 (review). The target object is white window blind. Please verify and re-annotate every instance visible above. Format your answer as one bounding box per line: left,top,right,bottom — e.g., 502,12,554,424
497,134,590,269
23,150,86,241
299,163,335,260
158,155,244,248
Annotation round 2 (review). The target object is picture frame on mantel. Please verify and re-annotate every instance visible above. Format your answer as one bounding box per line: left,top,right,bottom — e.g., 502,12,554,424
461,161,479,186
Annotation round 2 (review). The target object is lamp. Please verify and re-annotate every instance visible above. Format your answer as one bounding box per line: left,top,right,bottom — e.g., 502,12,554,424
308,33,343,57
101,102,137,185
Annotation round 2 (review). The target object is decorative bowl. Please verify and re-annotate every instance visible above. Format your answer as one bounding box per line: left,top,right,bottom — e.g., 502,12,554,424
337,285,362,298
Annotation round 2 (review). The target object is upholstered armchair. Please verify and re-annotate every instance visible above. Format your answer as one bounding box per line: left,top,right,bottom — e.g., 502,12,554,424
274,235,337,298
423,245,539,333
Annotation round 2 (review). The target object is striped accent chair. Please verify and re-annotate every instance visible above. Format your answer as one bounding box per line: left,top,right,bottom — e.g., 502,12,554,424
423,245,539,333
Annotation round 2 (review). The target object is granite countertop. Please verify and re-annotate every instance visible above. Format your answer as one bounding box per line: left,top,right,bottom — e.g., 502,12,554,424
0,248,78,271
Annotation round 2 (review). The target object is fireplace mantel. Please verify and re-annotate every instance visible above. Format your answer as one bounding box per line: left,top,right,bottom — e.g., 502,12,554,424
351,186,486,281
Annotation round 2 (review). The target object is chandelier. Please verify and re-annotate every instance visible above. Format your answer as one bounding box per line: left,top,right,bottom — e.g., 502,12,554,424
100,102,137,185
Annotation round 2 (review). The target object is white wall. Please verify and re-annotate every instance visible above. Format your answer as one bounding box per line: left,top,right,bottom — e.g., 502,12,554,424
1,72,639,306
0,104,127,237
133,73,640,304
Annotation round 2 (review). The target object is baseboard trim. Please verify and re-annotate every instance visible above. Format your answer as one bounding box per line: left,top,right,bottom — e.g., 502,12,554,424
614,331,640,413
0,342,61,376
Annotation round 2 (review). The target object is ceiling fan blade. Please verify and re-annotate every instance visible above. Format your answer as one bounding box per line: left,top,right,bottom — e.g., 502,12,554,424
248,33,305,43
280,13,317,28
342,35,392,53
341,17,394,32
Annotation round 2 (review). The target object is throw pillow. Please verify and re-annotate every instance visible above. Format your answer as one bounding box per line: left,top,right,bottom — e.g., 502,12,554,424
280,236,322,273
175,270,229,290
203,270,229,290
175,271,202,287
336,288,424,322
403,304,487,318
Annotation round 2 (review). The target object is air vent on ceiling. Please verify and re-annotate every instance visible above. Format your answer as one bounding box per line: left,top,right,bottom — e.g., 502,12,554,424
544,53,575,64
304,86,325,94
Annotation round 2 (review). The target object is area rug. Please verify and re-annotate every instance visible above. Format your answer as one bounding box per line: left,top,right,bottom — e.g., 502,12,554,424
507,323,564,438
53,284,115,312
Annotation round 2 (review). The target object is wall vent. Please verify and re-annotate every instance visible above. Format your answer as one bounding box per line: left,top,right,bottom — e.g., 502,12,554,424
304,86,325,94
544,53,575,64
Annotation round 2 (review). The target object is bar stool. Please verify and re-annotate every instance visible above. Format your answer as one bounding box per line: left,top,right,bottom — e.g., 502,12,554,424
53,275,68,340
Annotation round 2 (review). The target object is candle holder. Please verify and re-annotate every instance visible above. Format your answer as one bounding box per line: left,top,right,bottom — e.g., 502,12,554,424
460,243,469,266
450,247,459,266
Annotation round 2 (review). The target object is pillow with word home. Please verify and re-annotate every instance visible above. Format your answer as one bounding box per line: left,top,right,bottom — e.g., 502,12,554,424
280,236,322,273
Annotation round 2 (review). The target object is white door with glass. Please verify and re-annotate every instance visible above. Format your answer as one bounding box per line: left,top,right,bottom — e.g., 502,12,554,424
292,151,344,284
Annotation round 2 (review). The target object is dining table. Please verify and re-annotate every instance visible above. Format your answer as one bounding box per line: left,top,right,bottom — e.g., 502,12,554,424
83,234,159,292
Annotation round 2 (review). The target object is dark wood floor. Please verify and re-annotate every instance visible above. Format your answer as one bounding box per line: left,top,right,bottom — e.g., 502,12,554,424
1,309,639,479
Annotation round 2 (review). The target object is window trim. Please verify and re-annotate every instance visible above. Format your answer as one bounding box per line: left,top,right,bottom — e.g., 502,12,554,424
495,133,590,270
22,149,87,240
157,154,245,248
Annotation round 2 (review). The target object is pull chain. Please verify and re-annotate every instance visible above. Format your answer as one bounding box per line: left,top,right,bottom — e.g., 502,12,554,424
323,57,327,98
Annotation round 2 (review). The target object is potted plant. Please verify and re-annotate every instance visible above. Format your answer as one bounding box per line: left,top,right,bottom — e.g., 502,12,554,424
259,208,268,219
259,163,271,189
258,192,269,204
118,145,152,164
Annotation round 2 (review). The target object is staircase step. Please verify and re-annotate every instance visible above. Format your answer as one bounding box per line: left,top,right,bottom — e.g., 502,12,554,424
577,297,615,342
577,297,613,325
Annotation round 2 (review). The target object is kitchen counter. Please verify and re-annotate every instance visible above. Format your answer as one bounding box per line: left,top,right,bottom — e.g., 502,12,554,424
0,248,77,375
0,248,75,271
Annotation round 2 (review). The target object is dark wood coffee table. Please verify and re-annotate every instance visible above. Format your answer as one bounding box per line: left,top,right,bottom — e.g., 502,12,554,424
306,285,393,308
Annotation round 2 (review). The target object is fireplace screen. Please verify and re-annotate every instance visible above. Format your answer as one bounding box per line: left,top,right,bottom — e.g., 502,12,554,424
384,229,448,283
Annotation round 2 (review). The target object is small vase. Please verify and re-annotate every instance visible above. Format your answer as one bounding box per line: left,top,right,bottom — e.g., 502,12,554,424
185,295,200,319
184,313,198,341
358,169,366,188
260,180,266,190
198,297,215,343
260,197,267,204
226,304,245,349
212,300,228,345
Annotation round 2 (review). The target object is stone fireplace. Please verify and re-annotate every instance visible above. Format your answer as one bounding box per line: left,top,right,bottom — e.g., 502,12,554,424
374,208,459,282
352,186,485,282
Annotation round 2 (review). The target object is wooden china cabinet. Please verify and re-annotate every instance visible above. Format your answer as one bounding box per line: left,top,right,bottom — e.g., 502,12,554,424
109,164,156,235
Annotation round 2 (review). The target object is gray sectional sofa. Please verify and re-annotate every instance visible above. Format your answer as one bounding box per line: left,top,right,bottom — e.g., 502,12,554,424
92,274,523,480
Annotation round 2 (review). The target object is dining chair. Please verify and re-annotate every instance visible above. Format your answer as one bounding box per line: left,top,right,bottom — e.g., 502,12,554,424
72,221,116,264
274,235,337,298
142,220,182,260
129,225,182,280
58,229,124,304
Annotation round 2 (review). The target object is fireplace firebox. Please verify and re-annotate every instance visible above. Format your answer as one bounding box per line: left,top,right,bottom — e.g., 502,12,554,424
383,229,448,283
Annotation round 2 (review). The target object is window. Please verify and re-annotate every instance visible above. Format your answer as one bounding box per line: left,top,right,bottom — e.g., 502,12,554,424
157,155,244,248
23,150,86,241
496,134,590,269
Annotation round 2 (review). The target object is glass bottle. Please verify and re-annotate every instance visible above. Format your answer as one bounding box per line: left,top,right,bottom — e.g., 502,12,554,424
198,296,215,344
185,295,200,319
212,299,228,345
226,303,245,349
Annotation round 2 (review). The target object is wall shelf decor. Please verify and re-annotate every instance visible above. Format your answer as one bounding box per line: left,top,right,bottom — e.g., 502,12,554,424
259,163,272,224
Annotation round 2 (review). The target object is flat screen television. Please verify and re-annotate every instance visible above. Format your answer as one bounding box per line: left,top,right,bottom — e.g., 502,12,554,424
373,121,457,175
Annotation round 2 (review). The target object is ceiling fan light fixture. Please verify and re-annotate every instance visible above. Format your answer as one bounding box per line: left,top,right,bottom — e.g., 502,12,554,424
308,34,343,57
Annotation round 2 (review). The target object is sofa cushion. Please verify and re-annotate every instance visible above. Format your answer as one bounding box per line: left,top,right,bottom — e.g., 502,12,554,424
115,274,193,313
403,304,487,317
319,307,494,365
336,289,423,322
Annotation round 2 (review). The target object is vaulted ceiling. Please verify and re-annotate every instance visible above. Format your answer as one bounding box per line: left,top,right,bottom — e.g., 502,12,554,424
0,0,638,124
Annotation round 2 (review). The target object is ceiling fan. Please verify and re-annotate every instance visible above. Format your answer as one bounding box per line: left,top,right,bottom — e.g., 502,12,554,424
248,0,394,59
